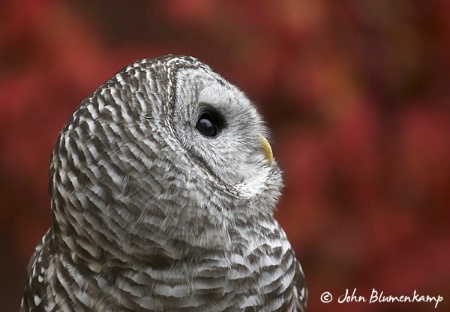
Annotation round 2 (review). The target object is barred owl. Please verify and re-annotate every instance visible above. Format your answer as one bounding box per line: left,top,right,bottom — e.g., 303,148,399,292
21,55,307,311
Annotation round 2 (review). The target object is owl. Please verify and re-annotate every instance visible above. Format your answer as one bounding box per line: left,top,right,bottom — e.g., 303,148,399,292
21,55,307,311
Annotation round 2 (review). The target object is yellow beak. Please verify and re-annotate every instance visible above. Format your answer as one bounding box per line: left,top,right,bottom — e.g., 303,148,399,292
258,134,273,165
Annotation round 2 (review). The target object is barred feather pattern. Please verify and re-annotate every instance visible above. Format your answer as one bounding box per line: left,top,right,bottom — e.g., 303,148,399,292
21,55,307,311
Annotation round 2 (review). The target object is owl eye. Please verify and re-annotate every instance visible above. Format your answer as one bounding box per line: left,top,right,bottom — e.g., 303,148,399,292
196,112,218,137
195,109,225,137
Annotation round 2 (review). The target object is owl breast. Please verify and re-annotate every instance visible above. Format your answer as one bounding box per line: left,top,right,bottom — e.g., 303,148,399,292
110,214,299,312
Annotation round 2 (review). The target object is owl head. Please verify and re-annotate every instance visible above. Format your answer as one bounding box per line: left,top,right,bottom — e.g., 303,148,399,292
49,55,283,267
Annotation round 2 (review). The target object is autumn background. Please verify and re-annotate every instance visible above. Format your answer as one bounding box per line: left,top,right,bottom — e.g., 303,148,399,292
1,0,450,311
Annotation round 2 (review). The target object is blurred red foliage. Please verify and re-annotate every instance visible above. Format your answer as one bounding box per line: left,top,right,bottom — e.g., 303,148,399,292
1,1,450,311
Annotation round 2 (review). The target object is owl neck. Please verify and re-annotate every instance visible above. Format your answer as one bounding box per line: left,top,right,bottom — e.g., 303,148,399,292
50,192,280,269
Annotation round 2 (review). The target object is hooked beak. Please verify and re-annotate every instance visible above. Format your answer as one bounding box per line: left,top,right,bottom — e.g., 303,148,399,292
258,134,273,165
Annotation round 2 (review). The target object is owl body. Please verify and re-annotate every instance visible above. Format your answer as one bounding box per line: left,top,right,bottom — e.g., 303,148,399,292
21,56,307,311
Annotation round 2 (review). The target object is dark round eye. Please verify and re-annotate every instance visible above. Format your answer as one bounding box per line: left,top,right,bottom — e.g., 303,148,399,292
196,112,218,137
